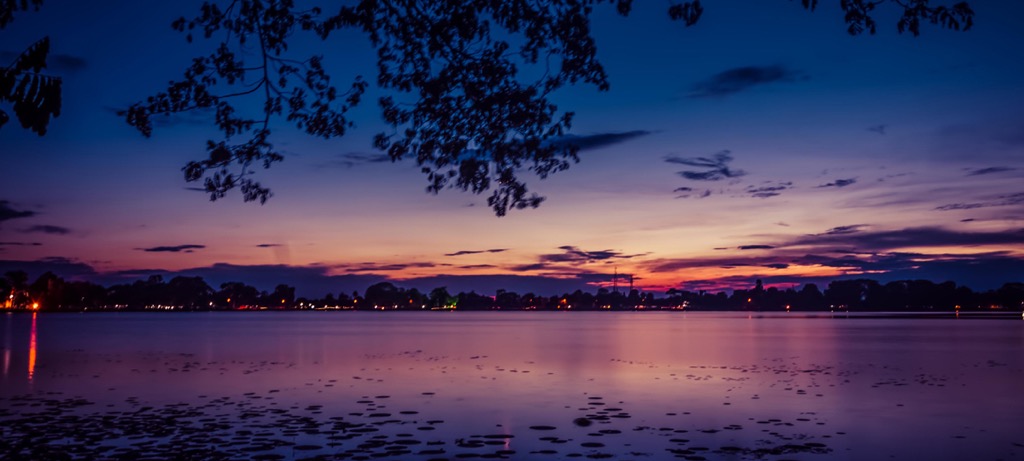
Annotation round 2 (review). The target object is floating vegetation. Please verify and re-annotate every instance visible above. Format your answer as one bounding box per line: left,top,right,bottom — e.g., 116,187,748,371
0,389,841,460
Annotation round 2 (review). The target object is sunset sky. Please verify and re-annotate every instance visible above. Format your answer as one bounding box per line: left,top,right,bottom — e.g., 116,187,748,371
2,0,1022,297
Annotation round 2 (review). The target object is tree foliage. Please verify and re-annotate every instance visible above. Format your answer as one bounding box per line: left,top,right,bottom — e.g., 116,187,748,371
0,0,61,135
798,0,973,36
109,0,969,215
0,0,43,28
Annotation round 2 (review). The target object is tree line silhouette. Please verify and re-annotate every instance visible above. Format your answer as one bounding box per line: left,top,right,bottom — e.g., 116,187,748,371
2,270,1020,312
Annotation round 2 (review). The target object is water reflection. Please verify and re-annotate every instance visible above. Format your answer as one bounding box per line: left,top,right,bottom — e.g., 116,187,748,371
27,312,37,382
2,313,10,378
1,312,1021,461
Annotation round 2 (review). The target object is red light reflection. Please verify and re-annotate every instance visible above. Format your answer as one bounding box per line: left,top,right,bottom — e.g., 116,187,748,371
28,312,37,382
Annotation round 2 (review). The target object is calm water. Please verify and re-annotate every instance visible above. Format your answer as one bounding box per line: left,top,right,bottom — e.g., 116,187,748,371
2,311,1023,460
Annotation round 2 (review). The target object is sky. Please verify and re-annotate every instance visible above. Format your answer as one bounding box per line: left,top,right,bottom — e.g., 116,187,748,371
2,0,1023,297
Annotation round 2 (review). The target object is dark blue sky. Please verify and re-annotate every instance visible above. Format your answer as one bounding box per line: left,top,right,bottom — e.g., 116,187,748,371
2,1,1022,296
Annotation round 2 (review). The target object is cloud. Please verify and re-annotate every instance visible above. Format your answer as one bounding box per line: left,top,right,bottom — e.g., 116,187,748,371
841,252,1015,288
0,200,35,223
817,178,857,188
445,248,508,257
548,130,650,151
256,243,282,248
876,172,910,183
935,192,1024,211
689,65,804,98
642,253,827,274
0,51,87,73
965,166,1016,176
21,224,71,235
509,263,553,272
458,264,497,269
788,227,1024,251
745,181,792,198
429,131,650,167
343,262,438,272
0,242,42,246
821,225,867,235
539,246,645,264
930,118,1024,160
0,259,614,298
665,150,746,182
867,124,887,135
673,187,712,199
314,129,636,180
862,254,1024,290
142,263,388,298
50,53,88,72
5,241,1022,302
137,244,206,253
398,274,609,296
107,105,214,129
319,152,393,169
647,247,1024,292
674,252,1024,292
645,225,1024,290
680,171,732,181
506,247,649,273
644,255,789,273
0,257,99,280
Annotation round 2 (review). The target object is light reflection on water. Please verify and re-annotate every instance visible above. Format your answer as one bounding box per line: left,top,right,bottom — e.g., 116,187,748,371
27,312,36,382
2,312,10,378
0,311,1022,460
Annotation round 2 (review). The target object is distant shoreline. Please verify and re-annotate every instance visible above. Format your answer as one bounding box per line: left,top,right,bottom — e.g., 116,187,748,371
4,308,1021,320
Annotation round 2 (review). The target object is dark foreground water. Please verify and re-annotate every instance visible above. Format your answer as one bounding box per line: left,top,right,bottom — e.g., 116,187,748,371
2,311,1022,460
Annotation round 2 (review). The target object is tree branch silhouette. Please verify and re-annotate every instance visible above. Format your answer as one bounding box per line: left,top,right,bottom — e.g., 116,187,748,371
0,0,61,135
122,0,973,216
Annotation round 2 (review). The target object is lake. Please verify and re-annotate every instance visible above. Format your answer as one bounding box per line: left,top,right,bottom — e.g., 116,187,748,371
2,311,1022,460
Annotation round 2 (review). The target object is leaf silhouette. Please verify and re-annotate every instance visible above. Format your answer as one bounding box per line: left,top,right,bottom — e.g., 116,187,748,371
1,37,62,135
